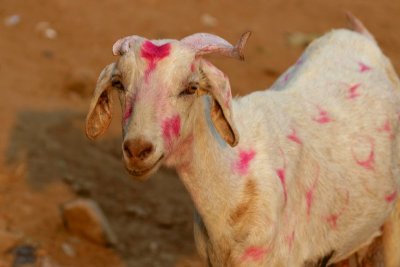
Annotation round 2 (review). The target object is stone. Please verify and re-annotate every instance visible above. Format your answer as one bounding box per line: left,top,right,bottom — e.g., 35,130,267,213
61,198,117,246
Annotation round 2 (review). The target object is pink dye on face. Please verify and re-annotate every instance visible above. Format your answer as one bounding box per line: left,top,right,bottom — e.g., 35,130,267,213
385,190,397,203
276,148,288,204
234,149,256,175
287,128,302,144
313,106,332,124
348,83,361,99
359,62,372,72
141,41,171,82
240,246,268,262
123,94,137,123
162,115,181,147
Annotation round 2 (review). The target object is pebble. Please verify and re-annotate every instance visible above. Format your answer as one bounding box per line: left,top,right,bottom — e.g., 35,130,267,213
201,13,218,27
4,15,20,26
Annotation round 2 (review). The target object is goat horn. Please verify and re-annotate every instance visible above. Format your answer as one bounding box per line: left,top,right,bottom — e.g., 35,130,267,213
112,35,145,56
181,31,251,60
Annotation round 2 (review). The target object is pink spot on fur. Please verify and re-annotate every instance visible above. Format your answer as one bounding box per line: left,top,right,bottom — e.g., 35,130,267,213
359,62,372,72
305,165,320,219
123,94,137,123
326,190,350,229
283,72,291,83
141,41,171,82
234,149,256,175
378,119,394,139
385,190,397,203
351,136,375,170
348,83,361,99
313,106,332,124
241,246,268,262
286,230,295,250
276,148,288,204
162,115,181,147
276,168,287,203
287,128,302,144
190,63,195,72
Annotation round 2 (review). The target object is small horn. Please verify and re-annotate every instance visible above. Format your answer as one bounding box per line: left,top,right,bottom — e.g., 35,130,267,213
181,31,251,60
112,35,145,56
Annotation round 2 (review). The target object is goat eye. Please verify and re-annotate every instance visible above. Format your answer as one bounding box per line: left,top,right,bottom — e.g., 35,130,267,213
179,82,198,96
111,79,124,91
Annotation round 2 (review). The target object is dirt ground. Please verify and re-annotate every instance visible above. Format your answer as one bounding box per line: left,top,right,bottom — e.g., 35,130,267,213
0,0,399,266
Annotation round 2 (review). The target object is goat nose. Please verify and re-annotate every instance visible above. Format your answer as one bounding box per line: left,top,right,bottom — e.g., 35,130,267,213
123,138,155,161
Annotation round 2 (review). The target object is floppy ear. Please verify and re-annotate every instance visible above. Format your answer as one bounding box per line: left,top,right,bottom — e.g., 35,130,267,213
198,60,239,147
85,63,116,140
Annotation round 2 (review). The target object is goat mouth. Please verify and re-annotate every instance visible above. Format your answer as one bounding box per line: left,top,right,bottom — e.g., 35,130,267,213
126,154,164,178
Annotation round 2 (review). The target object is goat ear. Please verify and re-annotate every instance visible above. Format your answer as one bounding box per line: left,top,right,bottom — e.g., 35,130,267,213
85,63,116,140
198,60,239,147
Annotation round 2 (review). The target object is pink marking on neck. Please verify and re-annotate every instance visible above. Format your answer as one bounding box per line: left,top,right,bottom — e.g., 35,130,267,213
348,83,361,99
385,190,397,203
286,230,295,250
141,41,171,82
162,115,181,147
287,128,302,144
234,149,256,175
190,63,195,72
276,168,287,203
306,165,320,219
240,246,269,262
359,62,372,73
313,106,332,124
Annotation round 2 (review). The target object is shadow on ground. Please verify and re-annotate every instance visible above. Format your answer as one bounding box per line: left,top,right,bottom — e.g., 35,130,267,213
5,109,199,267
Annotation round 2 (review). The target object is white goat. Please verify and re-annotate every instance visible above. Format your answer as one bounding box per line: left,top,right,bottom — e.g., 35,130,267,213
86,15,400,267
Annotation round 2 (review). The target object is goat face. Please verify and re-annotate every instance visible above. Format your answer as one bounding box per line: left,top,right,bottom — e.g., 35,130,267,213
85,33,250,180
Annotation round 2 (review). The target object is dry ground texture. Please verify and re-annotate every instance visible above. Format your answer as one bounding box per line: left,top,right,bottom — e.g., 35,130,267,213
0,0,399,266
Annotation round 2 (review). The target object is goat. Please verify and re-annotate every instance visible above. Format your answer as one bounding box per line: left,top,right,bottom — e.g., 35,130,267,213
86,14,400,267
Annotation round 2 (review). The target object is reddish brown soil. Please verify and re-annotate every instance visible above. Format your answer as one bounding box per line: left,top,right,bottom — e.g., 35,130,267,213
0,1,399,266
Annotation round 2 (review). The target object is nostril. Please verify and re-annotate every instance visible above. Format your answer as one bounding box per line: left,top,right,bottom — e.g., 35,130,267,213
123,138,155,161
123,142,133,158
138,144,154,160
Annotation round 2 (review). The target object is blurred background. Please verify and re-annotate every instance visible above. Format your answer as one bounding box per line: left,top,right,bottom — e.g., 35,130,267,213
0,0,399,266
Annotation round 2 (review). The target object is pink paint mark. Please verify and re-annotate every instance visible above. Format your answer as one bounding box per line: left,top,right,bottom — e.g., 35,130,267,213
162,115,181,147
348,83,361,99
234,149,256,175
305,165,320,220
385,190,397,203
240,246,269,262
378,119,394,139
359,62,372,73
141,41,171,82
190,63,195,72
326,190,350,229
283,72,291,83
276,148,288,203
123,94,137,123
287,128,302,144
313,106,332,124
351,136,375,170
286,230,295,250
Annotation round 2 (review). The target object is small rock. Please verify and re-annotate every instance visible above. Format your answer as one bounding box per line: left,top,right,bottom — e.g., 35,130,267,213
148,241,159,253
12,245,36,267
201,13,218,27
61,243,75,257
35,21,57,40
4,15,20,26
0,230,21,253
125,204,150,218
61,198,117,246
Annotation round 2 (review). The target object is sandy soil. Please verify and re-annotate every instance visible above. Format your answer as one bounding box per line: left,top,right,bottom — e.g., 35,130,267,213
0,0,399,266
